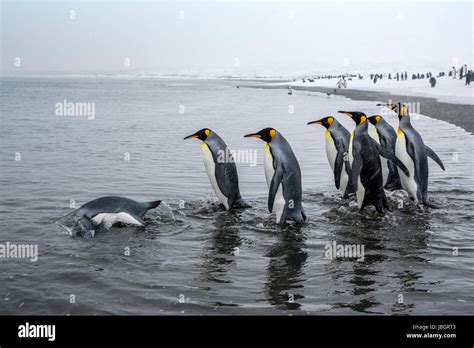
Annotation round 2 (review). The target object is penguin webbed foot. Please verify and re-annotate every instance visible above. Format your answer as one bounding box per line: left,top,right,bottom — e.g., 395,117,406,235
230,199,252,210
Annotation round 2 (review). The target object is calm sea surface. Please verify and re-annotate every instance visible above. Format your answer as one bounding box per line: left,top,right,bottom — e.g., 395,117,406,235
0,77,473,314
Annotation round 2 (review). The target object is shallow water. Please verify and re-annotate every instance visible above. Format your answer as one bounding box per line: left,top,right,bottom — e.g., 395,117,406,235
0,77,473,315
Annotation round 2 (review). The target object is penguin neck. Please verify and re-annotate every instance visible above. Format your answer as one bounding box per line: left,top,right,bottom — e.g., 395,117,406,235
399,115,412,130
356,121,368,133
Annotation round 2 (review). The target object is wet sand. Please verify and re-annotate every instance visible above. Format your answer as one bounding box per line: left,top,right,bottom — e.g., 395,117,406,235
246,84,473,133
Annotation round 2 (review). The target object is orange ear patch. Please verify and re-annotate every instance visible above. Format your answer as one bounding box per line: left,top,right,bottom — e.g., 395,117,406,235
205,129,210,136
270,129,276,139
328,117,334,125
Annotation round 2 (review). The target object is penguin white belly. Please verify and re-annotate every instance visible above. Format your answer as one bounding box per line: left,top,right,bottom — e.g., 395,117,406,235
201,142,229,210
395,130,418,202
325,131,348,194
264,144,285,223
325,131,337,172
340,166,349,195
371,128,389,186
91,212,143,227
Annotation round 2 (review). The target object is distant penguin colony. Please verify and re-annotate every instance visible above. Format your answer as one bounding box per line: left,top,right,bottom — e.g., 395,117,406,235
66,100,445,236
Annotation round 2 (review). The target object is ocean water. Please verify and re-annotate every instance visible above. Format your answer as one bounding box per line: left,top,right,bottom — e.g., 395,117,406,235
0,77,473,315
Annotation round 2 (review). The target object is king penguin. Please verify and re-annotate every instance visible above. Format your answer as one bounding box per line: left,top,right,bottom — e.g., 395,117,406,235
381,103,445,207
368,114,402,190
338,111,410,213
244,128,306,225
65,196,162,237
307,116,354,198
184,128,250,210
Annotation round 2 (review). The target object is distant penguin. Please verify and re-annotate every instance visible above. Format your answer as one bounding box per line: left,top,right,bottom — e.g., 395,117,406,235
369,112,402,190
338,111,409,213
381,103,445,208
288,86,293,95
307,116,354,198
184,129,249,210
66,196,161,237
244,128,306,224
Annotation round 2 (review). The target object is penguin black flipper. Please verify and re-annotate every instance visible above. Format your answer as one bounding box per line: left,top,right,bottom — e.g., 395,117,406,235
268,165,284,214
212,149,250,209
370,138,410,177
351,151,363,191
334,142,345,190
425,146,445,170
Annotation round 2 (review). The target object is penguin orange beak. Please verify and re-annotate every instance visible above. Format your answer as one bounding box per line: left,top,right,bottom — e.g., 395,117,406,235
183,133,199,140
307,120,323,125
244,133,261,139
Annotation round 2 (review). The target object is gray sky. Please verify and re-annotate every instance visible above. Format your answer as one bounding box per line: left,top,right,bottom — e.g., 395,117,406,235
1,0,472,76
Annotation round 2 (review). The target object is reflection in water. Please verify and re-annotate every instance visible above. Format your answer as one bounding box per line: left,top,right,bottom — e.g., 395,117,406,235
325,204,432,314
1,78,472,315
326,216,386,314
197,211,242,301
264,226,308,310
390,211,432,314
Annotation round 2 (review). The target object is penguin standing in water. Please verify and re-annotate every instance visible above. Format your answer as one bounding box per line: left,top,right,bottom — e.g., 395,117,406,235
368,113,402,190
381,103,445,208
244,128,306,225
184,128,250,210
307,116,354,198
338,111,410,213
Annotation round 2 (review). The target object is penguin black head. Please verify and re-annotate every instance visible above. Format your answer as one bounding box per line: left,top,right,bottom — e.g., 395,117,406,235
244,128,276,143
183,128,211,141
338,111,367,125
368,115,382,126
307,116,335,129
377,102,409,119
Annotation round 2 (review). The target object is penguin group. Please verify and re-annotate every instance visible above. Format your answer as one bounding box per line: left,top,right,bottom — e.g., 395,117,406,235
184,127,306,225
307,102,445,212
65,102,445,237
183,102,445,226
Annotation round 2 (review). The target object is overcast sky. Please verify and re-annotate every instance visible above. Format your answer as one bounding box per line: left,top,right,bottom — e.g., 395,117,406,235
1,0,472,76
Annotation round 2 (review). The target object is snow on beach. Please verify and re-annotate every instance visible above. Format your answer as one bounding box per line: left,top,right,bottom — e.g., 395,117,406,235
271,75,473,105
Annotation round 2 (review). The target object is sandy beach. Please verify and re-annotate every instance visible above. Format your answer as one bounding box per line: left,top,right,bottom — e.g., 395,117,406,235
246,83,473,134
